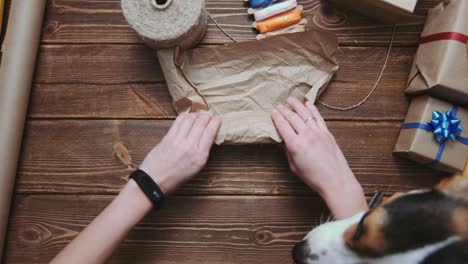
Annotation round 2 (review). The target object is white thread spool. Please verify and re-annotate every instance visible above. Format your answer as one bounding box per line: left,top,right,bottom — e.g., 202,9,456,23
249,0,297,22
121,0,207,49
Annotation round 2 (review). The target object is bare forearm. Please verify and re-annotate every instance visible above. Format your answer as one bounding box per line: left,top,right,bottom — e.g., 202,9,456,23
51,180,152,264
320,176,368,220
51,113,220,264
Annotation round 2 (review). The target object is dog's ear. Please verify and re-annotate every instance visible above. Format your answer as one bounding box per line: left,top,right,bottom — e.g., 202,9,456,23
435,175,468,200
343,208,389,257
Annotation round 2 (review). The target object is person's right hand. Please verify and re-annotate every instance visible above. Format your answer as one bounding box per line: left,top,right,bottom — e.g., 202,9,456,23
271,97,367,219
140,112,221,195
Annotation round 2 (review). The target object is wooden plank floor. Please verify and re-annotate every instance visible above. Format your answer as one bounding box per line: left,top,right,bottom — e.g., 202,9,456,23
4,0,447,263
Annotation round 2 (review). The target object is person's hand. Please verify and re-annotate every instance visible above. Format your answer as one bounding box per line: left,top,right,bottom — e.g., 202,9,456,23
140,112,221,195
271,97,367,219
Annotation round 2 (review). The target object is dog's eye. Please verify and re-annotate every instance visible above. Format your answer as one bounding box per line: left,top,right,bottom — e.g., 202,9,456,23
353,211,370,241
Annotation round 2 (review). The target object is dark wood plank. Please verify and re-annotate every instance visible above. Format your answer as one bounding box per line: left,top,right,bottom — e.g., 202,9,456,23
30,45,416,120
33,44,163,84
16,120,444,196
41,0,441,46
6,195,327,264
30,84,177,118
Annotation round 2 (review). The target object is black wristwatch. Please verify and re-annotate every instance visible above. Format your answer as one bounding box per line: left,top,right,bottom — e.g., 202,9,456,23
129,169,165,210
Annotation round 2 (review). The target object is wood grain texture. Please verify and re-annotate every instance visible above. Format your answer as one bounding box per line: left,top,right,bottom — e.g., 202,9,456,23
16,120,444,196
33,44,163,85
30,84,177,118
41,0,441,46
6,195,329,264
4,0,448,263
30,45,416,120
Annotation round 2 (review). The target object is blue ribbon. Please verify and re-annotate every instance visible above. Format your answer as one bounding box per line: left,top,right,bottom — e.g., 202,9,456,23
249,0,277,8
402,105,467,164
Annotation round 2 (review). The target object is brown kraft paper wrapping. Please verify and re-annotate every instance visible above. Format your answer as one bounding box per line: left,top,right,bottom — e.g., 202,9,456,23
0,0,47,259
406,0,468,107
157,30,339,145
394,96,468,173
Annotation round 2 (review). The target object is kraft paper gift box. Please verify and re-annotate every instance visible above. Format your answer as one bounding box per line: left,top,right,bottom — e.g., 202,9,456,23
406,0,468,107
328,0,418,23
394,96,468,173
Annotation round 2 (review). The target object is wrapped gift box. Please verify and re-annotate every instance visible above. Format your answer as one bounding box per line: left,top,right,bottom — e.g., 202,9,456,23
406,0,468,107
394,96,468,173
328,0,418,23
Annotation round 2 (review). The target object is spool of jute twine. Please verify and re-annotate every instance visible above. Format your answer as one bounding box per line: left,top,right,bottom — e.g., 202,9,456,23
121,0,207,49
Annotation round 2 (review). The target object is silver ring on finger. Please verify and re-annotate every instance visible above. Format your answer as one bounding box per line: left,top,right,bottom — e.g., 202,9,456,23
304,116,317,123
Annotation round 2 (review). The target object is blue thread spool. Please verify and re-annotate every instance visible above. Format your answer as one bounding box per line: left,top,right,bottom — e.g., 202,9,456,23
249,0,277,8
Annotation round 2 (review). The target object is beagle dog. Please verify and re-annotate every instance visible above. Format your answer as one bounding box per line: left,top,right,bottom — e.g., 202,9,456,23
293,175,468,264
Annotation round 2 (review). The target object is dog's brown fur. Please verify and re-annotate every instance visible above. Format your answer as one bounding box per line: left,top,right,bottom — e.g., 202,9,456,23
343,208,389,257
344,175,468,259
293,175,468,264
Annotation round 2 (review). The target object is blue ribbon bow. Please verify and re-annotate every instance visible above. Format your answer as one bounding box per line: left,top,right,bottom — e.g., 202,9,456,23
402,105,468,163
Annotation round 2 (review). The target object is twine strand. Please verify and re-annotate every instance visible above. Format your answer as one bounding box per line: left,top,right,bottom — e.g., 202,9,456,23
317,24,397,111
207,11,238,43
209,13,397,112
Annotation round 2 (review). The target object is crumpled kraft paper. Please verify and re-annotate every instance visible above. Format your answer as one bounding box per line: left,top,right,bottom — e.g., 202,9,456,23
157,29,339,144
406,0,468,107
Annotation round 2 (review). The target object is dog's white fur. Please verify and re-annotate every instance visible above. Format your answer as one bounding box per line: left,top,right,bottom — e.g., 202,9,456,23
300,211,460,264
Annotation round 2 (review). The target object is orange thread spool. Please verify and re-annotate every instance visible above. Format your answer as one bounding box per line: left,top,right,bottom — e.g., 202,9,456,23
255,6,303,34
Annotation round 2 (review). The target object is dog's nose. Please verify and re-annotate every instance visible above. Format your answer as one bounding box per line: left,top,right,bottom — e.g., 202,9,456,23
292,240,313,264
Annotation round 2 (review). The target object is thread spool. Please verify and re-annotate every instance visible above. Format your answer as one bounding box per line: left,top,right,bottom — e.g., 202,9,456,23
247,0,278,8
249,0,297,22
253,6,303,34
256,19,306,40
121,0,207,49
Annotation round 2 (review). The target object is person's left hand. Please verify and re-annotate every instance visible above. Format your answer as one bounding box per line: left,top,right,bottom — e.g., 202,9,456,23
271,97,367,219
140,112,221,195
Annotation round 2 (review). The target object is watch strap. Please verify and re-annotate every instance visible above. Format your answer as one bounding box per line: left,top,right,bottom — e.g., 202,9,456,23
129,169,165,210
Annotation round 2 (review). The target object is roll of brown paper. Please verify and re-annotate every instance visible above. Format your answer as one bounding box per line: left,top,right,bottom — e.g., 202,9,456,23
0,0,47,259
